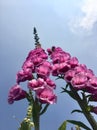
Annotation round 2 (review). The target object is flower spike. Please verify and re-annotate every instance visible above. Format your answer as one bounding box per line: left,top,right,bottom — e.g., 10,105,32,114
33,27,41,48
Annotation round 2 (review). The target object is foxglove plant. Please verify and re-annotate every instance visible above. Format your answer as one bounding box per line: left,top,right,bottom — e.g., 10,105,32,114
8,28,57,130
8,28,97,130
47,46,97,130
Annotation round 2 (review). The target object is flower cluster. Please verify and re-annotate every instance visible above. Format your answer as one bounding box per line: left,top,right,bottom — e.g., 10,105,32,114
47,46,97,114
8,45,97,114
8,47,56,104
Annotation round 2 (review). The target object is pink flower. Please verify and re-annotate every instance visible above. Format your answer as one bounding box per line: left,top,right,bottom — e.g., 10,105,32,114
50,47,71,64
74,64,87,74
64,70,76,82
71,73,88,90
85,69,94,79
86,76,97,93
46,78,56,89
33,57,43,66
27,48,48,61
36,87,57,104
68,57,79,68
47,48,52,55
36,65,50,78
22,59,34,70
8,84,27,104
28,78,45,91
52,64,59,76
16,69,33,83
59,62,70,74
42,61,52,70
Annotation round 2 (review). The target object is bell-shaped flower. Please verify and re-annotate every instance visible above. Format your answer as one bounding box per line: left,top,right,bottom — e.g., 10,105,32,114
36,87,57,104
59,62,70,74
46,78,56,89
64,69,76,82
86,76,97,93
8,84,27,104
36,65,50,79
71,73,88,90
68,57,79,68
52,64,59,76
16,68,33,84
28,78,45,91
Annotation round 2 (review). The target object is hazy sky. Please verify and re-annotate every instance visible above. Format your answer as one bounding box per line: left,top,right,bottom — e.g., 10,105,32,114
1,0,97,130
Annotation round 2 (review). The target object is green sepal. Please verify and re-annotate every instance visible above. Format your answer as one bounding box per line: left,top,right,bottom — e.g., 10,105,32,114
58,121,67,130
18,120,31,130
71,109,83,114
67,120,91,130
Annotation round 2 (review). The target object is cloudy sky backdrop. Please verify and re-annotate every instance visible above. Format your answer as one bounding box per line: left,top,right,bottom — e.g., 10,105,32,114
1,0,97,130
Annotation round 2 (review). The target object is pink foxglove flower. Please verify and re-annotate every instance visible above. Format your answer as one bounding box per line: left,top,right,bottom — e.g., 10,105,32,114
68,57,79,68
22,59,34,70
74,64,87,74
64,70,76,82
28,78,45,91
16,69,33,84
59,62,70,74
36,87,57,104
71,73,88,90
46,78,56,89
8,84,27,104
86,76,97,93
36,65,51,79
52,64,59,76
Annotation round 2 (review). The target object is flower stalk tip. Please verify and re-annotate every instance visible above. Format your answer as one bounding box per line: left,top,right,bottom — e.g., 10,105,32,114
33,27,41,48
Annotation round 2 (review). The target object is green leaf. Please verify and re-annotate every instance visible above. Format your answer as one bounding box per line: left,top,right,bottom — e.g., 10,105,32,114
40,104,49,115
67,120,91,130
58,121,67,130
18,121,31,130
61,88,76,100
71,109,83,114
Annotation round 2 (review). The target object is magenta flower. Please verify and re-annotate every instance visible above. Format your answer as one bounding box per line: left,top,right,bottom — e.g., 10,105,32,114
86,69,94,79
68,57,79,68
36,87,57,104
74,64,87,74
86,76,97,93
8,84,27,104
52,64,59,76
50,47,71,64
64,69,76,82
36,65,51,79
46,78,56,89
16,69,33,84
47,48,52,55
71,73,88,90
59,62,70,74
42,61,52,70
22,59,34,70
27,48,48,61
33,57,43,66
28,78,45,91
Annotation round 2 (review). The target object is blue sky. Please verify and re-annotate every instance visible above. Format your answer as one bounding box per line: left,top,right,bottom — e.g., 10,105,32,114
1,0,97,130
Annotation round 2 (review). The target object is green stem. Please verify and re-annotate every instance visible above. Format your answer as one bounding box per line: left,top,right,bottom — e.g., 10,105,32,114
70,86,97,130
34,114,40,130
32,98,41,130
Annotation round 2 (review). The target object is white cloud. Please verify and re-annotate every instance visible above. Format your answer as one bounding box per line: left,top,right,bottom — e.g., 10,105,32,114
69,0,97,34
